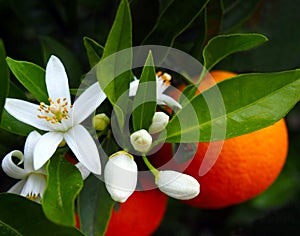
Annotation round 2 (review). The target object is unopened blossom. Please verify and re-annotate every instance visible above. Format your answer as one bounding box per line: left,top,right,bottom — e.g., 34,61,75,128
93,113,110,131
156,170,200,200
148,112,169,134
1,131,46,202
130,129,152,153
5,55,106,175
104,151,138,203
129,71,182,110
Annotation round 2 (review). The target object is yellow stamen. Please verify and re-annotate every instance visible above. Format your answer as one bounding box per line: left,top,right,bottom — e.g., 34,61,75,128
37,97,72,124
157,71,172,86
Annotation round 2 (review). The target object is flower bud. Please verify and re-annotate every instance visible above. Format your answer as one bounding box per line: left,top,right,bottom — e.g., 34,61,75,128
104,151,138,203
93,113,110,131
148,112,169,134
130,129,152,153
156,170,200,200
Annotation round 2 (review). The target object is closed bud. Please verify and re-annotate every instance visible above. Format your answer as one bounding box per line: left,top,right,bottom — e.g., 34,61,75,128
156,170,200,200
104,151,138,203
93,113,110,131
148,112,169,134
130,129,152,153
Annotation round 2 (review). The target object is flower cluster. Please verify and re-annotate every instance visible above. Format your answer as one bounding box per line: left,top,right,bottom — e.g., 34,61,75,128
1,56,200,204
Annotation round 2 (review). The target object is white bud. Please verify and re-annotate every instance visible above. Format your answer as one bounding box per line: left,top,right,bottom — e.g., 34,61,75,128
93,113,110,131
156,170,200,200
130,129,152,153
148,112,169,134
104,151,138,203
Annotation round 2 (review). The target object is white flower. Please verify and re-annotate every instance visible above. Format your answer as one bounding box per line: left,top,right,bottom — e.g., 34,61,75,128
1,131,46,202
156,170,200,200
148,112,169,134
129,72,182,110
104,151,138,203
130,129,152,153
4,55,106,175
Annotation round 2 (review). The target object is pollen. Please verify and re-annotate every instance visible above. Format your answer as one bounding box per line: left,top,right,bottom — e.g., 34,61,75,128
37,97,72,124
156,71,172,86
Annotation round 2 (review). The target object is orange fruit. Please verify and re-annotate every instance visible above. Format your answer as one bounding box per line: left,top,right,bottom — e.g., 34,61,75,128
183,118,288,208
76,189,167,235
106,189,167,235
151,70,288,208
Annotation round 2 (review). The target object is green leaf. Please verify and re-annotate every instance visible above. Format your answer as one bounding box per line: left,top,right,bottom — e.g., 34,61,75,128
205,0,223,40
132,51,157,131
78,175,115,236
6,57,48,102
0,193,84,236
97,0,132,105
84,37,104,68
0,39,9,123
143,0,209,46
222,0,261,33
0,110,35,136
0,220,22,236
8,82,27,100
39,36,83,88
188,11,206,61
179,84,199,106
203,33,268,71
42,152,83,227
163,69,300,142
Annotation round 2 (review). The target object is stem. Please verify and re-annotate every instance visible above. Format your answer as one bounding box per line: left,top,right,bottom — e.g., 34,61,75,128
142,155,159,178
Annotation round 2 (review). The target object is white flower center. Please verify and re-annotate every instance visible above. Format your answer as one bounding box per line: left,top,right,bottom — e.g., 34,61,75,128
37,97,73,124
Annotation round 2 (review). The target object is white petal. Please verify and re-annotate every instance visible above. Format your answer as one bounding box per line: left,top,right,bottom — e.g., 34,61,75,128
33,131,64,170
20,173,47,199
75,162,91,180
8,179,26,194
46,55,71,103
5,98,52,131
64,125,101,175
129,79,139,96
23,131,42,171
104,152,137,203
158,94,182,110
72,82,106,124
156,170,200,200
156,76,168,94
2,150,27,179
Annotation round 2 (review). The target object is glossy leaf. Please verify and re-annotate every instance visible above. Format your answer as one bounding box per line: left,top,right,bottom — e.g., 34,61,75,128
83,37,104,68
78,175,115,236
143,0,209,46
0,193,84,236
97,0,132,105
42,152,83,227
205,0,223,40
132,51,157,131
222,0,261,33
203,33,268,71
0,39,9,123
163,70,300,142
0,110,35,136
6,57,47,102
0,221,21,236
39,36,83,88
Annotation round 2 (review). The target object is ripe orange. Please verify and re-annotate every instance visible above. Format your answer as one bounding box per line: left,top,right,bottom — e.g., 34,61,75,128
76,189,167,235
151,70,289,208
106,188,167,235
